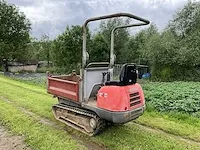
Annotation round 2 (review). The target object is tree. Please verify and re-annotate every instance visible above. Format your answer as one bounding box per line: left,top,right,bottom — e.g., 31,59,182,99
99,18,130,63
169,1,200,37
131,23,159,64
141,27,200,81
24,37,40,61
161,1,200,81
25,36,53,65
179,30,200,66
169,1,200,66
123,36,140,63
0,0,31,62
143,31,180,80
52,25,90,73
89,33,109,62
40,35,52,67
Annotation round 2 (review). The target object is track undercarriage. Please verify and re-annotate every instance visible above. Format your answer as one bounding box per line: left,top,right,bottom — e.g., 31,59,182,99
52,103,106,136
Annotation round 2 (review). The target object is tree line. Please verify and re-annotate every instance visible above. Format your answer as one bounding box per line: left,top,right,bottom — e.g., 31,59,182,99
1,0,200,81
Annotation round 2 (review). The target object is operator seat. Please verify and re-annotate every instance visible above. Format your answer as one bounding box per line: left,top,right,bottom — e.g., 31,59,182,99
105,64,137,86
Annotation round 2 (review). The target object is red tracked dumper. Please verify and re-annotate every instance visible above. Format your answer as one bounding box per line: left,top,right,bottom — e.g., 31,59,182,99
47,13,150,136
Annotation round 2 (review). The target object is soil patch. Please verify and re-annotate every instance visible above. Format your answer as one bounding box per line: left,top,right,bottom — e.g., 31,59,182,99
0,126,31,150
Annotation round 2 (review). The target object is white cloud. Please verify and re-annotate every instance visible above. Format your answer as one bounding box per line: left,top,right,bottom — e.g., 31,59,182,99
19,1,64,22
7,0,197,39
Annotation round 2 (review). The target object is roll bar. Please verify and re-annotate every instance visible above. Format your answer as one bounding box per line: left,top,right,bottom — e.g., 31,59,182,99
82,13,150,68
110,22,149,67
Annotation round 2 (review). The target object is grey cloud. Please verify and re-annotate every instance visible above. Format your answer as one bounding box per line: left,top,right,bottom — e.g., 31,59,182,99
7,0,190,39
8,0,36,6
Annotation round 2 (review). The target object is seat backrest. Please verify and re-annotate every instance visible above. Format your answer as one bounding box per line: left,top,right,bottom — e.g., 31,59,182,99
119,64,137,85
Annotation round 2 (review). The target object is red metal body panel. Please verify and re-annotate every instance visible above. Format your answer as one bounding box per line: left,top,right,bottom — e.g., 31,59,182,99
47,76,79,102
97,83,145,111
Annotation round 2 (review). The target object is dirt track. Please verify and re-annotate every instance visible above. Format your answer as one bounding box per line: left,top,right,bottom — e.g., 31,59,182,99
0,126,30,150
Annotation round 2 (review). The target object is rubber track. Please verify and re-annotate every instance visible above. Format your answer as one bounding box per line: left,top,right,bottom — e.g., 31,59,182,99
53,103,106,136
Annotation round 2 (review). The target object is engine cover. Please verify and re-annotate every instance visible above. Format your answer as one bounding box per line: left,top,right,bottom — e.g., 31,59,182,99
97,83,145,111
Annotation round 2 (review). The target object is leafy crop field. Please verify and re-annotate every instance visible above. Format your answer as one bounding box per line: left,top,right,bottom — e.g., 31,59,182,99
143,82,200,116
0,75,200,150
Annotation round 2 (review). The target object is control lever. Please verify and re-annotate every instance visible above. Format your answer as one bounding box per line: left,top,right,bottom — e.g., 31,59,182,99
101,72,110,84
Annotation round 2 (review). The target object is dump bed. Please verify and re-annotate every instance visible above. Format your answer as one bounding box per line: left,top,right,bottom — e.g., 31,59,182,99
47,75,80,102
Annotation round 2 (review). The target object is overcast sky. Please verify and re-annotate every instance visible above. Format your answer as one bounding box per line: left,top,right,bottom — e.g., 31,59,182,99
7,0,197,39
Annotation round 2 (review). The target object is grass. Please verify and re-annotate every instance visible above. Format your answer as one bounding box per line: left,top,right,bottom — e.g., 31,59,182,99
136,110,200,142
0,75,200,149
0,99,86,150
0,77,54,120
94,123,200,150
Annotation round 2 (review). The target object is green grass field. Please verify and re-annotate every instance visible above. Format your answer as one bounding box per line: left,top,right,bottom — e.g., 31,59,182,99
0,75,200,149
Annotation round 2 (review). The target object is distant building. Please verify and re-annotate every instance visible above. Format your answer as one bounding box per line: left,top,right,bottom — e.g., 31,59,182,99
5,61,38,73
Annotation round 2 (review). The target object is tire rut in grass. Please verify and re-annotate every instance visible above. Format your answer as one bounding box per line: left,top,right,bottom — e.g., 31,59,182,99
0,96,107,150
0,80,47,96
132,122,200,146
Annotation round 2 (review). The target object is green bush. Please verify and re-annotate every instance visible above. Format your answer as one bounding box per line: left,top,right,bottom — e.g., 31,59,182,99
151,65,200,82
37,64,81,74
